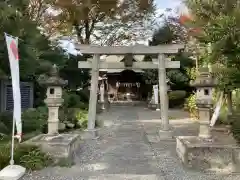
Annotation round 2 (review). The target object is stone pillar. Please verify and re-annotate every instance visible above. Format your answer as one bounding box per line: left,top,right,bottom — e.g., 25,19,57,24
198,108,212,138
158,54,172,139
47,106,59,135
87,54,100,137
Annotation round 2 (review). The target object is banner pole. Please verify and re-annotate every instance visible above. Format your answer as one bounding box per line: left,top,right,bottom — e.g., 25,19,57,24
10,117,15,165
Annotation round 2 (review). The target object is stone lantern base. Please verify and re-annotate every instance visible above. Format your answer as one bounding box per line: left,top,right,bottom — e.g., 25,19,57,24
176,136,240,173
24,134,80,164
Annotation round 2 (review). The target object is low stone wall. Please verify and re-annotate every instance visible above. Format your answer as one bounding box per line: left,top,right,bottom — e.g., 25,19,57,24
176,136,240,173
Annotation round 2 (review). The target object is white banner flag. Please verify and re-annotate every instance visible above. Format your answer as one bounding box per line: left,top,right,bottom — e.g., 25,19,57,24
210,92,224,127
5,33,22,139
153,85,159,105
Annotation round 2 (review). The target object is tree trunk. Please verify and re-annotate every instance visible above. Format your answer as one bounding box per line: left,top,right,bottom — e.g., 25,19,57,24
226,91,233,115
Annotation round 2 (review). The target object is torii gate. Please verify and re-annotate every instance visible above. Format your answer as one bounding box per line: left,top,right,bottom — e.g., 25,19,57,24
76,44,184,139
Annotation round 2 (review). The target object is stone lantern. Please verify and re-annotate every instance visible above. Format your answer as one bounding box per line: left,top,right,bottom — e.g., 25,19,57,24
39,64,67,135
176,68,240,172
191,67,215,139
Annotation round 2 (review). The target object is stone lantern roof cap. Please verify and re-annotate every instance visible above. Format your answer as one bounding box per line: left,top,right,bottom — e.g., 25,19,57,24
39,64,68,87
190,67,216,87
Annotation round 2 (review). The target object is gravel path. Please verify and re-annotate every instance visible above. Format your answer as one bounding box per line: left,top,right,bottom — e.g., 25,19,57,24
22,106,240,180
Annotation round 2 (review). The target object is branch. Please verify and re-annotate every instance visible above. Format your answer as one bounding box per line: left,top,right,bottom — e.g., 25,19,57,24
84,19,90,44
73,20,84,44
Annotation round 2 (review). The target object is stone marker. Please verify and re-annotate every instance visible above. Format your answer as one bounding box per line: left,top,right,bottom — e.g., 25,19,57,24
153,85,160,111
176,68,240,172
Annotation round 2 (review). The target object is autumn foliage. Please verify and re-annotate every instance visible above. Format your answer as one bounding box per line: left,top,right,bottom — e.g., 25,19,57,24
179,14,202,36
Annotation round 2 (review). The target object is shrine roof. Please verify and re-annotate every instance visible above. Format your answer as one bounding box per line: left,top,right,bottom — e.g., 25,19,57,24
100,55,145,62
99,69,144,73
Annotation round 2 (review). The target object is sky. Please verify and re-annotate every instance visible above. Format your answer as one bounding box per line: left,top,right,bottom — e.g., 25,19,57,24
155,0,181,8
155,0,187,15
156,0,181,9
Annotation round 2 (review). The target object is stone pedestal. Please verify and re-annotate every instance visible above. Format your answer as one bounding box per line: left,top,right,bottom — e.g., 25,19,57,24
101,103,105,110
82,129,99,140
25,134,80,163
158,129,173,140
176,136,240,173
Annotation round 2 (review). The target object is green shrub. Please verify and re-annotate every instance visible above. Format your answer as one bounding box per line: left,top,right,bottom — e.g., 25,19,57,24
59,108,76,123
75,109,100,128
0,112,13,134
75,109,88,129
59,108,91,130
62,91,88,109
168,90,187,108
77,88,90,102
60,91,88,128
0,106,48,135
0,121,9,135
184,93,198,118
0,143,52,170
169,90,187,100
77,101,88,110
22,106,48,133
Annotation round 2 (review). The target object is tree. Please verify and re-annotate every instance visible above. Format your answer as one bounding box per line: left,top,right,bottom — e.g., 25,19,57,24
185,0,240,113
143,19,194,91
185,0,240,85
0,0,68,106
35,0,155,44
0,0,67,79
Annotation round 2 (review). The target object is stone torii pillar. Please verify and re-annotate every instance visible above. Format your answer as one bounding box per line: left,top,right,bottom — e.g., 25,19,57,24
86,54,100,138
158,54,172,138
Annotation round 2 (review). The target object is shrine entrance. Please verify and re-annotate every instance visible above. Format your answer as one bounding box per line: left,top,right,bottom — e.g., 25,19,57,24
117,70,142,101
107,69,146,102
76,44,184,139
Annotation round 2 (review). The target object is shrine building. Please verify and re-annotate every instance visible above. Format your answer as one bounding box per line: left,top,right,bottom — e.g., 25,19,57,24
98,55,149,102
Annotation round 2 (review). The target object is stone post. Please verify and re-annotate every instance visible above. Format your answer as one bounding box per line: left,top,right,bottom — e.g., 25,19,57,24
39,64,67,135
100,82,105,110
158,54,172,139
191,68,215,139
87,54,100,138
153,85,160,111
